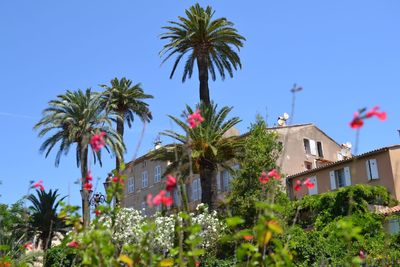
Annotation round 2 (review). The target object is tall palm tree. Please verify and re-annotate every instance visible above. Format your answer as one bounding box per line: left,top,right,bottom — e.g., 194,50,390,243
27,189,66,251
100,77,153,171
161,103,242,210
160,3,245,105
34,89,125,227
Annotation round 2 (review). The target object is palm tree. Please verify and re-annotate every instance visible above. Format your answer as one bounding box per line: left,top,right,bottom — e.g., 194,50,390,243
100,77,153,171
161,103,242,210
160,3,245,105
27,189,66,251
34,89,125,227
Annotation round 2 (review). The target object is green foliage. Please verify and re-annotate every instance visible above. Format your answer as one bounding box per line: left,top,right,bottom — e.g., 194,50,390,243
0,201,29,258
295,184,397,229
44,245,75,267
228,115,287,226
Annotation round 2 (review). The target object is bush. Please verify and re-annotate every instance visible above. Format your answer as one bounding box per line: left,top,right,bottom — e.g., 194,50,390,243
44,245,76,267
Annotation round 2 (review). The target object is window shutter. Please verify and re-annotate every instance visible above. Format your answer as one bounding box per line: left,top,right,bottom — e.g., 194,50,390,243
308,176,318,195
310,140,317,156
370,159,379,179
366,160,372,180
330,171,336,190
217,172,221,191
344,167,351,186
198,179,202,200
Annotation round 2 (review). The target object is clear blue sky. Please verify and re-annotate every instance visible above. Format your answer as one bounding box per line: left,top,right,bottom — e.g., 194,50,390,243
1,1,399,207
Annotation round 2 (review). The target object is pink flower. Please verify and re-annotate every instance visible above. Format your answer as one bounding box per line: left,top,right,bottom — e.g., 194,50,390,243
85,171,93,181
268,169,281,180
146,194,153,208
90,132,106,152
294,180,302,192
359,250,365,260
32,180,44,191
303,178,315,189
350,112,364,129
259,171,269,184
23,242,33,251
83,182,92,191
366,106,387,121
187,110,204,129
67,240,79,248
243,235,253,241
166,175,177,191
152,190,173,207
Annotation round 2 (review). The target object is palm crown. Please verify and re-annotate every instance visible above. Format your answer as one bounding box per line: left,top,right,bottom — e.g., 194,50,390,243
160,3,245,105
100,77,153,128
34,88,125,167
28,189,66,250
159,103,242,209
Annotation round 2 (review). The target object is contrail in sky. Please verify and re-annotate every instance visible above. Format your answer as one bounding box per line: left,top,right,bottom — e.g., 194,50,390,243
0,112,39,120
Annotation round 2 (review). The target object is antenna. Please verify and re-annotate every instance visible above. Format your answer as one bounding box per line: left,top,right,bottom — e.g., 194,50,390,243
290,84,303,125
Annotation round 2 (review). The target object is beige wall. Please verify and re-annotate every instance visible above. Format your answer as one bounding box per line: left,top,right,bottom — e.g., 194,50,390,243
273,125,342,176
289,149,399,200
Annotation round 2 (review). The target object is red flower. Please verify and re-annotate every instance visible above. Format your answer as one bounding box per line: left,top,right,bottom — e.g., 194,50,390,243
195,261,201,267
243,235,253,241
94,209,101,217
112,176,124,185
294,180,302,191
188,110,204,129
166,175,177,191
23,242,33,251
268,169,281,180
366,106,387,121
85,171,93,181
259,171,269,184
67,240,79,248
350,112,364,129
32,180,44,191
153,190,173,207
83,182,92,191
146,194,153,208
2,261,11,267
90,132,106,152
303,178,315,189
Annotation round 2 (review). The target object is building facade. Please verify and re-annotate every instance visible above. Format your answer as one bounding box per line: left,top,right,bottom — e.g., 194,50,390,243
120,123,344,213
286,145,400,201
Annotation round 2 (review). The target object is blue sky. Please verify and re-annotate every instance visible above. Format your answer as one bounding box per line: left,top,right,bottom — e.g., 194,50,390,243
1,1,399,207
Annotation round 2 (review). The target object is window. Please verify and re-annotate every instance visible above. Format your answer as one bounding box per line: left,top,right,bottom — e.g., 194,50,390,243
141,171,148,188
142,161,147,168
154,165,161,183
191,178,202,201
366,159,379,180
389,219,400,235
317,142,324,158
222,170,231,192
173,187,181,206
303,139,311,154
330,167,351,190
305,161,312,170
127,177,135,193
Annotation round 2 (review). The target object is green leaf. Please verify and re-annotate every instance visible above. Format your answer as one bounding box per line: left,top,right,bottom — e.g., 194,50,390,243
226,216,245,227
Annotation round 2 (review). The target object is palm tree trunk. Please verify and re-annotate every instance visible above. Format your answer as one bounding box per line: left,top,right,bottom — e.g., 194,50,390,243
199,161,218,210
80,144,90,228
197,54,211,106
115,113,125,172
